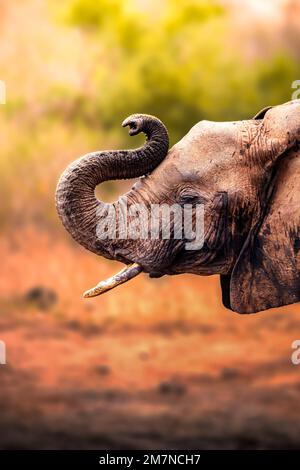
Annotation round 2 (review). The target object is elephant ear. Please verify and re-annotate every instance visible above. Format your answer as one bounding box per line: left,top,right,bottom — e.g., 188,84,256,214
224,100,300,313
252,105,273,120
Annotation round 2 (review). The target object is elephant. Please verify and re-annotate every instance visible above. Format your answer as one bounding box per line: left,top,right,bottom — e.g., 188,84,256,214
56,100,300,314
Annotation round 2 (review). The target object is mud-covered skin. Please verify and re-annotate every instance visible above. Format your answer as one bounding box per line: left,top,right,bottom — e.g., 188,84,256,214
56,101,300,313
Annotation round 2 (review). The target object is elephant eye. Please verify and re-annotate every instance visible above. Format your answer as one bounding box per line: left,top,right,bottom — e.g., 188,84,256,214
178,189,201,204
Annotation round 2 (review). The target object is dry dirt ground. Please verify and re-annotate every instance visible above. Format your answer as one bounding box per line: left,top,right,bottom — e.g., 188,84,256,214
0,229,300,450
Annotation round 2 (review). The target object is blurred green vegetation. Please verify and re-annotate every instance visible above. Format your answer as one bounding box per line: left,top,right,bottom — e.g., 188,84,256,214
0,0,299,228
64,0,300,143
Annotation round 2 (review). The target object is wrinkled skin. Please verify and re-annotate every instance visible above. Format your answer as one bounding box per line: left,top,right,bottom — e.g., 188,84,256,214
56,100,300,314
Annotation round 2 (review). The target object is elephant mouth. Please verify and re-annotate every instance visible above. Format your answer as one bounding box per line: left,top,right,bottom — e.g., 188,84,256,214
82,251,175,298
82,258,169,298
83,238,184,299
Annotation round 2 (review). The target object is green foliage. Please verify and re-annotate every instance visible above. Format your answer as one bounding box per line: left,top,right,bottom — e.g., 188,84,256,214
1,0,299,229
64,0,300,144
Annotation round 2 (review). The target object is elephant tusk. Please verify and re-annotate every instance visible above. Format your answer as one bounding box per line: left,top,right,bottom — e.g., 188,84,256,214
83,263,143,299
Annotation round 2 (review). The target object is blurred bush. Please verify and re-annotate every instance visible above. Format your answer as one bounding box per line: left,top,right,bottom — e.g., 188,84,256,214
0,0,299,229
65,0,299,143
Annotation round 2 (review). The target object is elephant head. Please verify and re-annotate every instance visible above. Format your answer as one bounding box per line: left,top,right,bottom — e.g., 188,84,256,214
56,100,300,313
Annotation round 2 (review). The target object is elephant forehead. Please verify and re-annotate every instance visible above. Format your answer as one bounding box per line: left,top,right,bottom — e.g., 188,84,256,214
162,120,240,175
263,99,300,141
137,119,253,194
179,120,238,154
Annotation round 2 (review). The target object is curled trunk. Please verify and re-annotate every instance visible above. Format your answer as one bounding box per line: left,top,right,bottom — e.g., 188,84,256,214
55,114,169,259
